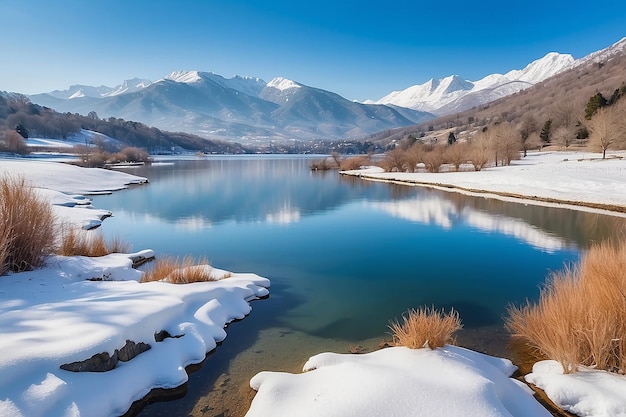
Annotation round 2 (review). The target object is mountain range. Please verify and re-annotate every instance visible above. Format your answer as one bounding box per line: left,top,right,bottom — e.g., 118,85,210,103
28,37,626,143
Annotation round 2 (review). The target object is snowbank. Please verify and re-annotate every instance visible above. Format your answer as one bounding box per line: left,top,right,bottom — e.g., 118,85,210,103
0,253,270,417
246,346,551,417
0,158,270,417
342,151,626,215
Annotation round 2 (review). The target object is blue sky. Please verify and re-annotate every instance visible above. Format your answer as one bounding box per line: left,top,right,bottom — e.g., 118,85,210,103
1,0,625,101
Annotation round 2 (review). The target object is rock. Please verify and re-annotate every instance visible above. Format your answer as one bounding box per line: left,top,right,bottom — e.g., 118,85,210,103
154,330,183,342
118,340,151,362
61,350,118,372
60,339,151,372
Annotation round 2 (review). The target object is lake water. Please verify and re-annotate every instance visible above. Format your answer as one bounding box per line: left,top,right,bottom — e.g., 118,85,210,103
92,155,626,417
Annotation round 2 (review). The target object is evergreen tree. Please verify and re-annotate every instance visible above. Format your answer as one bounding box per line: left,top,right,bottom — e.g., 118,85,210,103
447,131,456,145
607,88,622,106
539,119,552,143
15,123,28,139
584,92,607,120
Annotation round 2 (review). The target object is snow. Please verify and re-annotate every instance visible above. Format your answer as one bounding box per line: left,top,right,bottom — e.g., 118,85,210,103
527,361,626,417
246,345,551,417
0,159,271,417
343,151,626,215
370,52,574,114
267,77,301,91
3,155,626,417
164,70,203,84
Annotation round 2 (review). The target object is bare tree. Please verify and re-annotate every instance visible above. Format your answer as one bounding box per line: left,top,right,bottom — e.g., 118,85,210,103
553,126,575,149
468,132,491,171
587,105,624,159
445,142,469,171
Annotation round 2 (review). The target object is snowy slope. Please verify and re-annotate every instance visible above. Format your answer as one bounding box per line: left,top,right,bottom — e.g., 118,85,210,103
369,52,575,115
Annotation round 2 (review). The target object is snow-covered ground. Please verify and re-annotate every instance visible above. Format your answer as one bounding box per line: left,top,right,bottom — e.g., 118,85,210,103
343,150,626,216
2,155,626,417
0,158,270,417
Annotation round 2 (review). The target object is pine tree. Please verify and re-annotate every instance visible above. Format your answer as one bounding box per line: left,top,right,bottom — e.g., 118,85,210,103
539,119,552,143
607,88,622,106
447,132,456,145
584,92,607,120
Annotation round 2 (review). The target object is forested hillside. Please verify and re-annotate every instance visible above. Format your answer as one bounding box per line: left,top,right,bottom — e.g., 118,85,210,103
0,93,248,154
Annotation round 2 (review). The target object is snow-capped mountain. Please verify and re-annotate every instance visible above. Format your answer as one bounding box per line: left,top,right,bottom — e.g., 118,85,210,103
30,73,432,142
368,52,575,115
46,78,152,100
26,36,626,142
567,36,626,69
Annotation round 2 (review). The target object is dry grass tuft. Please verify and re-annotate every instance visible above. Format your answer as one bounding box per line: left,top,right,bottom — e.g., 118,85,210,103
506,240,626,374
58,226,131,257
141,256,222,284
0,175,56,273
389,306,463,349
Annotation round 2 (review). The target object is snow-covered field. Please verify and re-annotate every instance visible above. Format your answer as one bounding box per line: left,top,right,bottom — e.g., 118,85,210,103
343,150,626,216
1,155,626,417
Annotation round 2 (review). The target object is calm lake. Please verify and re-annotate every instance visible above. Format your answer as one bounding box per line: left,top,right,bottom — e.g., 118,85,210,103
92,155,626,417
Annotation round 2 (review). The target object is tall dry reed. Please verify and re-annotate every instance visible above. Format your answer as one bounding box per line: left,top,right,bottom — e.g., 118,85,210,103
0,175,56,273
389,306,463,349
58,226,131,257
506,240,626,373
141,256,223,284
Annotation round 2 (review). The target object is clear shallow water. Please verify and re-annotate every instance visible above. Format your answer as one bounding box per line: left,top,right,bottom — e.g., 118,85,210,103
92,155,626,417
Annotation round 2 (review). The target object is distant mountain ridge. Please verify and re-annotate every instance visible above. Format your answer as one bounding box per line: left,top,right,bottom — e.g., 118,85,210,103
30,71,432,143
365,52,576,115
27,37,626,142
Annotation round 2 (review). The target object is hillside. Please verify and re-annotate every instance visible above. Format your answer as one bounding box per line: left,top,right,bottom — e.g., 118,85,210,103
0,93,248,154
365,37,626,148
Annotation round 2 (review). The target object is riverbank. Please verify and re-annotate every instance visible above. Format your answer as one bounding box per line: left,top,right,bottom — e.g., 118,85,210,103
0,159,270,417
341,150,626,216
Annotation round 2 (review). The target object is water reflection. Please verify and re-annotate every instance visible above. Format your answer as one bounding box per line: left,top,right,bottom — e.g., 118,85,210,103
104,157,626,251
370,196,567,252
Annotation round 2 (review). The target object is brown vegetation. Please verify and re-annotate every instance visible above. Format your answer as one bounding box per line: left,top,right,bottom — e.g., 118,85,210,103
506,240,626,374
58,227,131,257
389,306,463,349
377,121,523,174
0,175,56,273
74,135,152,168
367,50,626,159
141,256,227,284
338,155,371,171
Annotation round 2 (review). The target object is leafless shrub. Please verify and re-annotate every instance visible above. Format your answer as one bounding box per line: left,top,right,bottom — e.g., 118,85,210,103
389,306,462,349
445,142,469,171
339,155,371,171
423,147,446,173
506,240,626,374
310,157,337,171
378,147,407,172
0,131,29,154
403,144,425,173
0,175,56,273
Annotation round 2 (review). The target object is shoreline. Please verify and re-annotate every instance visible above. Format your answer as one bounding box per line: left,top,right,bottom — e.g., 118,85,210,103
341,171,626,217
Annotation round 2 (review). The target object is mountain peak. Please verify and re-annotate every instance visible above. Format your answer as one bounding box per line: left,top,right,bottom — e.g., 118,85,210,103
267,77,301,91
164,70,202,84
505,52,574,83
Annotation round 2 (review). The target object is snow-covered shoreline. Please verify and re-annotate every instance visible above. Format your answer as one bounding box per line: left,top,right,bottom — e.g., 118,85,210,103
0,159,270,417
2,156,626,417
341,150,626,217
